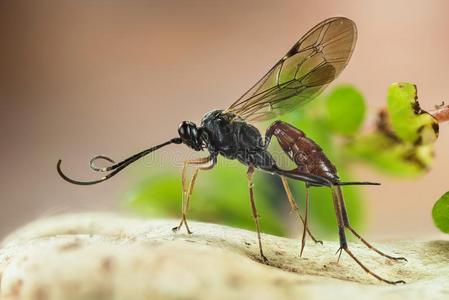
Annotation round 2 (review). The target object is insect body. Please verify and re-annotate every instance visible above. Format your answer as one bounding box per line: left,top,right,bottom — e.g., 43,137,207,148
57,17,406,284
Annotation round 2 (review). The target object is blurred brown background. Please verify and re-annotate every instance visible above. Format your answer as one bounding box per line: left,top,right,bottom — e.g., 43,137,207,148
1,0,448,239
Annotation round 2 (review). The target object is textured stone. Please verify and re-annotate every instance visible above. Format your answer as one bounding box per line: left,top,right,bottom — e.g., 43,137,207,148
1,213,448,300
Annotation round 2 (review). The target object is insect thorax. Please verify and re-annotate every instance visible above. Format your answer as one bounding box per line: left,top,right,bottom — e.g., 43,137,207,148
199,110,276,169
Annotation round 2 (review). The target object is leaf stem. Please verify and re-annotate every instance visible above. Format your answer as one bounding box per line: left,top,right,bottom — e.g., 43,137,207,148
429,105,449,123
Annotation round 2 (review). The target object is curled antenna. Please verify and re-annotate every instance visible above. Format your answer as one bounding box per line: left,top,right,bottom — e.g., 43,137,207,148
90,155,116,172
57,138,182,185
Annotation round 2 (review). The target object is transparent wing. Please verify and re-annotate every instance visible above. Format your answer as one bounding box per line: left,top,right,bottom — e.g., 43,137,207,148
226,17,357,122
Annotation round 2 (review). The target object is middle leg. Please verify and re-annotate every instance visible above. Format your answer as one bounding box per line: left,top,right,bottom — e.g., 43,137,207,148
247,165,268,263
280,176,322,257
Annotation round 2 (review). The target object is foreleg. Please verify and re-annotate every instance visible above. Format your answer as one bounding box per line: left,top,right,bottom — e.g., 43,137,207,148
172,155,216,233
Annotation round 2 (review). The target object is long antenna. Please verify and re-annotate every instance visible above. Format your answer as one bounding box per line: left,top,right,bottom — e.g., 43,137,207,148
57,138,182,185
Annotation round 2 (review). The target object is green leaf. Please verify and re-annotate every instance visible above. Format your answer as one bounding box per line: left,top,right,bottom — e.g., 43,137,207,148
432,191,449,233
347,82,439,177
326,85,366,135
387,82,439,145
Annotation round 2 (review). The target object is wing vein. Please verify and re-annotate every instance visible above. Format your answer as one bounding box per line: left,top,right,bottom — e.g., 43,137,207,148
225,17,357,122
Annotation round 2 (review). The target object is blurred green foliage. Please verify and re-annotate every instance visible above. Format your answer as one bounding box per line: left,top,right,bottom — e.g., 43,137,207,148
345,132,430,177
327,85,366,135
125,159,285,235
347,83,439,177
125,82,441,239
433,192,449,234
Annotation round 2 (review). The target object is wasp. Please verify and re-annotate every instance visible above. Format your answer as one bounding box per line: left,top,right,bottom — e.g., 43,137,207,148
58,17,406,284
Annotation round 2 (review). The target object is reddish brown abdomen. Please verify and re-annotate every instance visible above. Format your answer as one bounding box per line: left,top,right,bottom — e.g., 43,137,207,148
267,121,339,182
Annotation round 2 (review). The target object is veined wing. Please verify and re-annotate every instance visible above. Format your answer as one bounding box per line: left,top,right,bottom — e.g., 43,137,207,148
226,17,357,121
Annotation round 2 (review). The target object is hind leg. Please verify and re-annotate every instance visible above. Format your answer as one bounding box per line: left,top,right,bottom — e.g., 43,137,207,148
334,186,407,261
331,186,405,284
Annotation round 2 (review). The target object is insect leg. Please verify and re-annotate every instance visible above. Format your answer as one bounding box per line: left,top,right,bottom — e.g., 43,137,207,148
172,155,216,234
280,176,322,256
330,185,347,262
247,165,268,263
180,168,199,234
301,183,313,256
335,186,407,261
171,160,192,233
330,186,405,285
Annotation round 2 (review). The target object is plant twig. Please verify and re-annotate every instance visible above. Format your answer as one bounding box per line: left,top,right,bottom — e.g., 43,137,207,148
429,105,449,123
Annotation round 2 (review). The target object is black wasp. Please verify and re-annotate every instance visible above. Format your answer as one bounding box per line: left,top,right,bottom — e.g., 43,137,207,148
58,17,407,284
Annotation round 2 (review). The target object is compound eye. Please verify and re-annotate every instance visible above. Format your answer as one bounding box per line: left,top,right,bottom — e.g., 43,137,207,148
178,122,188,137
178,121,197,140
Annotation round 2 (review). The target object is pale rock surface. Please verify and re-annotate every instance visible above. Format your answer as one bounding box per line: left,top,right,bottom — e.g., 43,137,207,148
0,213,448,300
